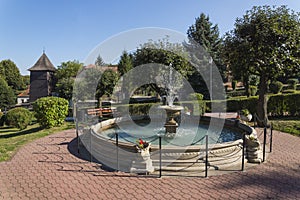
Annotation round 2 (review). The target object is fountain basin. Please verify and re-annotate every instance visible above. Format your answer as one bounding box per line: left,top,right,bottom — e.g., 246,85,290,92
78,116,256,173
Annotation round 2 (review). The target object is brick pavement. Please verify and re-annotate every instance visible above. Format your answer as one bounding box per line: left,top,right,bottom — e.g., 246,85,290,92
0,128,300,199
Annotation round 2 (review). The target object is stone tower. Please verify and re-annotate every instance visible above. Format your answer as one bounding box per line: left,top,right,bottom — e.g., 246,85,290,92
28,52,56,102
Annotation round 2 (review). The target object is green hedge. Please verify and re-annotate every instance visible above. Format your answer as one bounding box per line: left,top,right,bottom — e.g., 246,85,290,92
115,100,206,117
268,93,300,116
206,93,300,117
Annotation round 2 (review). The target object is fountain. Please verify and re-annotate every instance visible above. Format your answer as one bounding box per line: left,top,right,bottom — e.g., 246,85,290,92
160,64,183,135
75,64,260,175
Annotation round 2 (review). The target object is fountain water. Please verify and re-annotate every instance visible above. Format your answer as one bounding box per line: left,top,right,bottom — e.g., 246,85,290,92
160,64,183,135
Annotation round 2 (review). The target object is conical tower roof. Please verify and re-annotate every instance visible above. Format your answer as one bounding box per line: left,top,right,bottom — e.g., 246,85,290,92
28,53,56,71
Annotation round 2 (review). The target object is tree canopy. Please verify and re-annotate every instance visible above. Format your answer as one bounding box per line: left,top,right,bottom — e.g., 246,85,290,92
0,59,24,90
0,77,15,109
223,5,300,125
55,60,83,101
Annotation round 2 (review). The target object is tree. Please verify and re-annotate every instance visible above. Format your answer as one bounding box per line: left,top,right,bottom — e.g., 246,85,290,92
132,37,193,96
95,55,106,66
96,69,119,99
118,51,133,76
55,60,83,101
0,77,15,109
0,59,24,90
186,13,225,98
223,5,300,126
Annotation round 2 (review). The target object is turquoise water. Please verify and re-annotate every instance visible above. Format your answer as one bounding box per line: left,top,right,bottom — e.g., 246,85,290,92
100,121,242,146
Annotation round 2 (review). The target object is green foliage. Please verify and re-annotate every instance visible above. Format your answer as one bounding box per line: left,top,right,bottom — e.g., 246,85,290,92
223,5,300,124
0,77,15,109
96,69,119,99
55,60,83,101
282,89,296,94
207,93,300,117
33,97,69,128
269,81,284,94
118,51,133,76
287,78,299,90
248,85,257,96
5,107,33,130
268,93,300,116
0,59,24,90
188,93,204,101
95,55,106,66
187,13,225,79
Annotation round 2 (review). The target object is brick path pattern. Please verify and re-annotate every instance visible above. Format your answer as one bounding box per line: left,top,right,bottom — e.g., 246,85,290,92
0,129,299,199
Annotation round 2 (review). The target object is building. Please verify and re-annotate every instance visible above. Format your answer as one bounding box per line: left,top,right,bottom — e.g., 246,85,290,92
17,86,30,105
28,52,56,102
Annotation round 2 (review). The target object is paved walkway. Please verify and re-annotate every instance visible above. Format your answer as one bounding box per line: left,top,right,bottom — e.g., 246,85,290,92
0,128,300,199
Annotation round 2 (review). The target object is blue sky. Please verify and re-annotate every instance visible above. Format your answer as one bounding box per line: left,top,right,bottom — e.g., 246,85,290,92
0,0,299,75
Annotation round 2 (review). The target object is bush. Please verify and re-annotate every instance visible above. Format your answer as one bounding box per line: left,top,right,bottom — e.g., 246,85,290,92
205,93,300,117
188,93,204,101
287,78,299,90
248,86,257,96
269,81,283,94
5,107,33,130
33,97,69,128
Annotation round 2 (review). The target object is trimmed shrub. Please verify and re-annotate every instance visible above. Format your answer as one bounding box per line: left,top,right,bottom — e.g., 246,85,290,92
205,93,300,117
33,97,69,128
248,86,257,96
287,78,299,90
5,107,33,130
269,81,283,94
282,89,296,94
188,93,204,101
268,93,300,116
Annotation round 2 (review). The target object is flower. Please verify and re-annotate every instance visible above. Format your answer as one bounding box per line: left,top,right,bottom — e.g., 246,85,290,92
136,138,149,150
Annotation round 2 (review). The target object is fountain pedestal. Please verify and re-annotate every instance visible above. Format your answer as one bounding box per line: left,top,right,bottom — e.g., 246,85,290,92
160,105,183,134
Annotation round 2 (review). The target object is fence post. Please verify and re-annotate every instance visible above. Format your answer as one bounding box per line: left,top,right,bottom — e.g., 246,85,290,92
116,133,119,171
270,124,273,153
263,127,266,162
241,134,245,171
159,135,162,178
205,135,208,178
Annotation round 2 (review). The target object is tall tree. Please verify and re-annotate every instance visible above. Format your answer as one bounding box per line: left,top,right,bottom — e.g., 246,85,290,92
0,77,15,109
0,59,24,90
223,5,300,126
118,51,133,76
96,69,119,99
55,60,83,101
187,13,224,75
186,13,225,98
95,55,106,66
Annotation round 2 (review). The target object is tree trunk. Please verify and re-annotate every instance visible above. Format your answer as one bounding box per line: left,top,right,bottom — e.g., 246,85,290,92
257,75,269,127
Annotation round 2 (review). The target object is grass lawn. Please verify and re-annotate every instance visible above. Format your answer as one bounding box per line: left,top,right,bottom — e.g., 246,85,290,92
0,122,75,162
270,117,300,136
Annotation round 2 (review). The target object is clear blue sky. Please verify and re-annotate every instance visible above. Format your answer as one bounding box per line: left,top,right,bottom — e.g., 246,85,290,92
0,0,299,75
